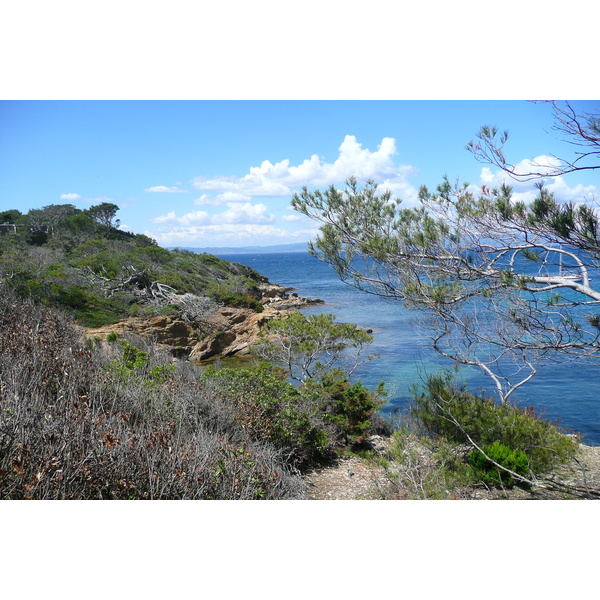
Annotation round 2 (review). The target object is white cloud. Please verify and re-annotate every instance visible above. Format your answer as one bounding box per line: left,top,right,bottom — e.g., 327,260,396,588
512,155,563,178
194,192,252,206
59,193,81,201
150,210,210,226
148,223,301,248
146,135,423,247
544,177,598,202
480,156,563,189
191,135,418,201
212,202,275,225
478,157,599,205
144,185,188,193
193,194,216,206
150,202,275,228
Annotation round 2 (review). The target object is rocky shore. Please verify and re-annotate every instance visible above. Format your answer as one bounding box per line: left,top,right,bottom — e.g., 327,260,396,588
84,282,324,362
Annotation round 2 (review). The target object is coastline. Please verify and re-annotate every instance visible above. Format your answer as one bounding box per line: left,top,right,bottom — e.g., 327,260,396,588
83,282,325,362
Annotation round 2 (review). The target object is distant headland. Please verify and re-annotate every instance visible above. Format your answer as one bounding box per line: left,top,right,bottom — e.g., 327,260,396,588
168,242,310,255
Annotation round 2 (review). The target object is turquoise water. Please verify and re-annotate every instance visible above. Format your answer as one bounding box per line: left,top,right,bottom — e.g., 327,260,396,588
218,251,600,445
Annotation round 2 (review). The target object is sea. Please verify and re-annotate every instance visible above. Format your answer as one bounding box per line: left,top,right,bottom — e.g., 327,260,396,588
214,251,600,446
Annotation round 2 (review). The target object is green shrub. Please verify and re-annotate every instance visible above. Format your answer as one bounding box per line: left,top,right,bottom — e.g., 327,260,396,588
202,363,385,468
157,304,180,317
305,368,385,444
73,294,130,327
411,372,577,475
137,245,172,264
210,290,263,312
202,364,330,468
133,233,157,247
467,441,530,488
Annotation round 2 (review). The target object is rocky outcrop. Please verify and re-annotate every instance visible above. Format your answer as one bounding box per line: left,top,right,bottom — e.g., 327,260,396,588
83,288,324,362
189,306,278,361
83,315,197,357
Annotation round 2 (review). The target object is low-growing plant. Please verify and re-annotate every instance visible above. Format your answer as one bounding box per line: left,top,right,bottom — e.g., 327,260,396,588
202,362,387,468
304,368,386,444
467,442,530,488
379,426,473,499
411,372,578,476
201,364,331,468
210,290,263,312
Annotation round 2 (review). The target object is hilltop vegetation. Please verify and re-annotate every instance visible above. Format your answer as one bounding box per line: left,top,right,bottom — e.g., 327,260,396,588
0,203,265,327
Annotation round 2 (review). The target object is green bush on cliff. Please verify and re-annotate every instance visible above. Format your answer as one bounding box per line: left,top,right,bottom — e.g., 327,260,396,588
202,364,331,467
467,442,530,488
303,368,386,444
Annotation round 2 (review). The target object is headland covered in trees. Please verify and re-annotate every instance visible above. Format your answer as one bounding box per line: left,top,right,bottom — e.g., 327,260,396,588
1,197,598,500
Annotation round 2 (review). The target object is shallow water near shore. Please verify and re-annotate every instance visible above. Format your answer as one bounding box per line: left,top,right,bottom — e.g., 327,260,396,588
212,251,600,446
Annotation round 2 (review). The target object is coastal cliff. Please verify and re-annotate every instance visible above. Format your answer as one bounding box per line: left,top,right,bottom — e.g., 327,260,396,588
84,283,324,361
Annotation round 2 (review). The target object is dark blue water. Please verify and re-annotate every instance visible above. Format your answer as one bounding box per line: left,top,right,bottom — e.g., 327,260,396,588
220,251,600,445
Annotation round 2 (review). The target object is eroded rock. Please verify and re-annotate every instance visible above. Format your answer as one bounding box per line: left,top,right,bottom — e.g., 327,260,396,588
83,291,325,362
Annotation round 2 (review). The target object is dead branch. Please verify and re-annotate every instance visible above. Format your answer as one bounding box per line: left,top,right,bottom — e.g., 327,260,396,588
78,266,180,303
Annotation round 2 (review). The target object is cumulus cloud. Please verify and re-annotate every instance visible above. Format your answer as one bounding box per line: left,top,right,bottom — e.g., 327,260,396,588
194,192,252,206
148,223,300,247
478,157,599,205
150,202,275,228
144,185,188,193
191,135,418,202
150,210,210,226
59,193,81,201
212,203,275,225
146,135,424,247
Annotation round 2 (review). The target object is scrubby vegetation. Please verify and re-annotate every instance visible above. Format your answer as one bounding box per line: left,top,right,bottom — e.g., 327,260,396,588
0,203,265,327
0,285,389,499
373,373,580,499
411,373,577,475
202,364,386,468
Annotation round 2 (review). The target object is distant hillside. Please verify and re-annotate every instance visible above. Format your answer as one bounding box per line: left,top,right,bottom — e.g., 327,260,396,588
0,203,269,327
171,242,310,255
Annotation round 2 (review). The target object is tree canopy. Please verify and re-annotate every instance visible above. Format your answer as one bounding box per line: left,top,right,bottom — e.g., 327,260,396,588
87,202,121,230
253,311,374,382
292,173,600,404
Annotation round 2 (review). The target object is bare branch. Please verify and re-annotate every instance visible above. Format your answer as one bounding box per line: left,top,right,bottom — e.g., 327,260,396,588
467,101,600,181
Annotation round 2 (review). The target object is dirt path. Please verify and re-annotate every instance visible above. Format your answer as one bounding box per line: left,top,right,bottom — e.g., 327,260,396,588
303,440,600,500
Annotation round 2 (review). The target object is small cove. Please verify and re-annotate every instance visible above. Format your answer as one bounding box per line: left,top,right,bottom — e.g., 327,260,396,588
211,251,600,446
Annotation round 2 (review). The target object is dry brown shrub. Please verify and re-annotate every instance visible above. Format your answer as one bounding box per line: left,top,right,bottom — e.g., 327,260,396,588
0,286,304,499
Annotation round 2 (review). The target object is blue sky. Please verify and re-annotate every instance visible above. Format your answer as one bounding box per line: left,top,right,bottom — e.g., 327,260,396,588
1,100,598,248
